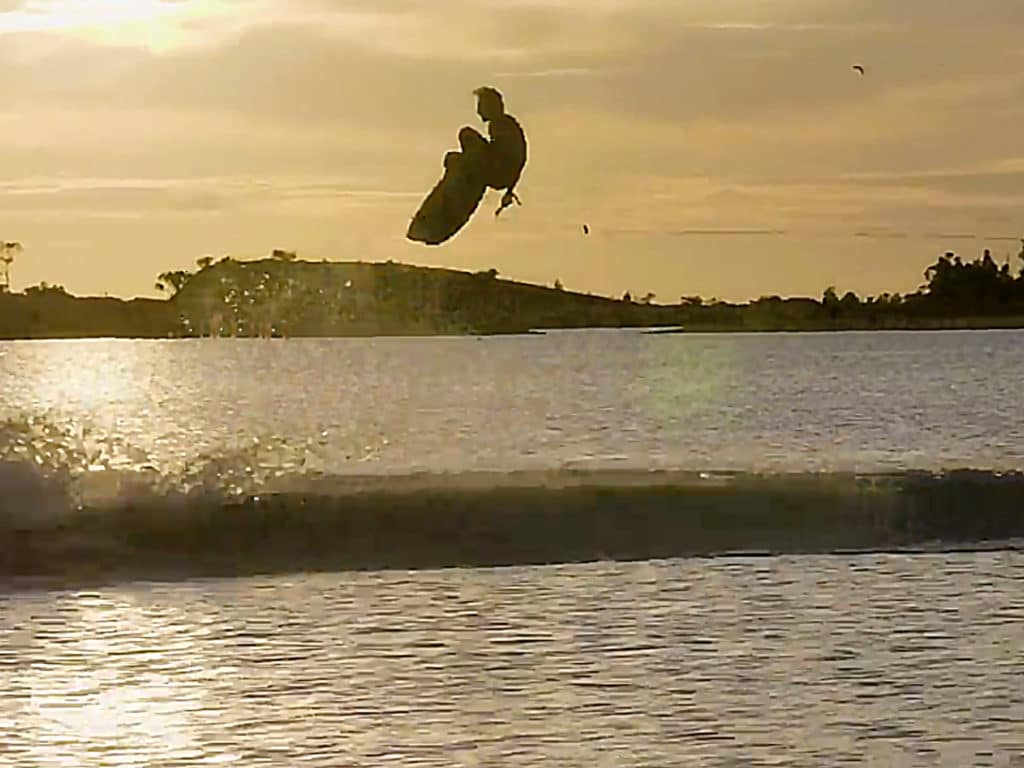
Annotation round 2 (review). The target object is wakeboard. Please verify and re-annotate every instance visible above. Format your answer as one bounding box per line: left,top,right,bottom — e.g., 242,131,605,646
406,153,487,246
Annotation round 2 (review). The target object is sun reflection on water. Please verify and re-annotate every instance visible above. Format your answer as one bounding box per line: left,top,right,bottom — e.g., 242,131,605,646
12,340,153,417
3,590,237,767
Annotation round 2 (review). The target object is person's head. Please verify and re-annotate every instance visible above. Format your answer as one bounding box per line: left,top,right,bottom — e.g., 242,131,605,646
473,86,505,121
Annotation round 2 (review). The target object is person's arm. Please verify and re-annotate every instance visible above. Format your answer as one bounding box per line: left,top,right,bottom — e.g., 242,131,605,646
491,117,525,216
496,170,522,217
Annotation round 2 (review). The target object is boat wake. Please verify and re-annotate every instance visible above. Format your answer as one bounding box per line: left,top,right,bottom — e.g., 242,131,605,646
2,415,1022,587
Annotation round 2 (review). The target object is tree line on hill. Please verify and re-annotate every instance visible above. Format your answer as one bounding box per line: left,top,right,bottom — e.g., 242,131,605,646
1,242,1023,338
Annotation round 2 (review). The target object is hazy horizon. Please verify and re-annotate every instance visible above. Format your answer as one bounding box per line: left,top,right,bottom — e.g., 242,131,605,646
1,0,1022,302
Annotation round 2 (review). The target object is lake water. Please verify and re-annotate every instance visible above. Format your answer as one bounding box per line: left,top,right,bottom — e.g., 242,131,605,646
2,330,1023,766
2,553,1022,767
1,329,1023,484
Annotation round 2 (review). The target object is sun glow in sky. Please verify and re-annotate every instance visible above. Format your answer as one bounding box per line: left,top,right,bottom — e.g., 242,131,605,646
1,0,1022,301
0,0,239,50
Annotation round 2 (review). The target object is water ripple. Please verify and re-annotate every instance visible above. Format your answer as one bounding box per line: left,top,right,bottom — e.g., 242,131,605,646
1,552,1022,766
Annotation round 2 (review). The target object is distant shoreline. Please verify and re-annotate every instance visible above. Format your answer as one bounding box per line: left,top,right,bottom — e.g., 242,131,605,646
7,322,1024,341
7,317,1024,341
3,249,1023,340
646,317,1024,334
0,327,551,341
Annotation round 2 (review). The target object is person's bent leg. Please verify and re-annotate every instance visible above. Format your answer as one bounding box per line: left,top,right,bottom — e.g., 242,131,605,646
458,127,490,181
443,150,462,172
458,126,488,154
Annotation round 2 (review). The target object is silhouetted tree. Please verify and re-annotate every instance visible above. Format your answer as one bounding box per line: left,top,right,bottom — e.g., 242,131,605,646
1,241,22,292
622,291,632,303
156,269,194,296
840,291,861,312
25,282,67,296
554,278,564,291
917,248,1019,314
272,248,297,262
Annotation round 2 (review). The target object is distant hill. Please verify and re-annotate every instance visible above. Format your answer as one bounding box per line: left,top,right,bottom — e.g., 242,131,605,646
169,258,677,337
0,286,174,340
3,247,1023,339
0,260,676,340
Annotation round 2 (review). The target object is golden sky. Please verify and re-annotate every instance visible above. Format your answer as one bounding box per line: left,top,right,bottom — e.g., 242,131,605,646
1,0,1022,301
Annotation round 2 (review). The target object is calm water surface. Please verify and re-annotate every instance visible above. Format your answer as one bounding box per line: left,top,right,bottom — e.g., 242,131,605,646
1,329,1022,478
2,553,1022,767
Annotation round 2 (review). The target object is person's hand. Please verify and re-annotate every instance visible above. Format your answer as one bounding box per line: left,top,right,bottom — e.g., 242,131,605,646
495,190,522,217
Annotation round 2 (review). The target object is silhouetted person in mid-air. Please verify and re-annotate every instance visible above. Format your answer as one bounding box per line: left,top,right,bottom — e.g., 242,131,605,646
462,86,527,217
407,87,528,245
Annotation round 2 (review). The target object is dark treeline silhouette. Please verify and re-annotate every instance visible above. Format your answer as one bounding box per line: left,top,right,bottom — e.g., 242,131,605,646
0,282,173,339
811,244,1024,328
676,243,1024,332
1,244,1023,339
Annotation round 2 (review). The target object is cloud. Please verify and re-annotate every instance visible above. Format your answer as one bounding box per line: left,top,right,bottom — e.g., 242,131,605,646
606,228,789,237
4,2,1020,145
819,0,1024,28
0,0,264,51
0,175,421,218
854,230,909,240
922,232,977,241
839,158,1024,198
494,67,613,79
2,0,1022,299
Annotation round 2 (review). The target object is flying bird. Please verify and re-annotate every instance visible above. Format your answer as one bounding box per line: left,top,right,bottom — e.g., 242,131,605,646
852,64,865,75
583,224,590,235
